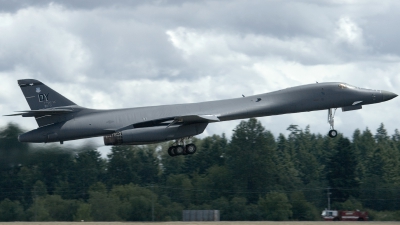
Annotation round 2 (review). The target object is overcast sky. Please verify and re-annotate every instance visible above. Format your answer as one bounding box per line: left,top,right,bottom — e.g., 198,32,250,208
1,0,399,153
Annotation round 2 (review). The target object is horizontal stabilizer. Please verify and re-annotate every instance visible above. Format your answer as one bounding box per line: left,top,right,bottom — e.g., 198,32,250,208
4,109,73,117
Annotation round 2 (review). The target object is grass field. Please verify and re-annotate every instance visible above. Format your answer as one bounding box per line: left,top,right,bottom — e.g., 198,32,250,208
0,222,399,225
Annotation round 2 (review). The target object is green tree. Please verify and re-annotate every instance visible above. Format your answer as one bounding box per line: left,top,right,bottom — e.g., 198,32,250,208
210,197,230,220
0,168,24,203
107,145,140,186
183,135,227,175
360,128,378,177
353,129,366,180
165,174,193,207
205,165,233,199
392,129,400,151
88,185,121,221
32,180,47,197
375,123,390,142
159,142,185,177
27,193,78,221
375,124,400,184
290,125,322,185
107,144,159,187
74,202,92,221
26,148,74,195
156,195,183,221
69,147,106,199
226,118,278,203
0,198,24,221
326,137,359,203
110,184,157,221
17,166,42,204
0,123,28,203
26,197,51,221
258,192,292,221
290,191,319,221
40,195,78,221
0,123,29,170
225,197,249,220
190,172,211,206
133,145,160,184
275,133,301,189
360,125,400,210
334,196,363,210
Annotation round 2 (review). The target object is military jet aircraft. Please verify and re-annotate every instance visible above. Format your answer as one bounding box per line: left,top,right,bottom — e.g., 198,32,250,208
6,79,397,157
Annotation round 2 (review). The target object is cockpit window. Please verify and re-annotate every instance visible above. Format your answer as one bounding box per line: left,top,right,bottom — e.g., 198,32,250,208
338,84,347,89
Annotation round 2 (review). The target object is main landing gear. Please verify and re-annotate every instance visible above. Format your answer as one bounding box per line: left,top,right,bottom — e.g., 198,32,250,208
168,137,197,157
328,108,338,138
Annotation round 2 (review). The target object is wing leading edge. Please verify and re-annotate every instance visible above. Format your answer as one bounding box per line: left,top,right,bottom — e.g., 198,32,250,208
166,114,219,128
110,114,220,132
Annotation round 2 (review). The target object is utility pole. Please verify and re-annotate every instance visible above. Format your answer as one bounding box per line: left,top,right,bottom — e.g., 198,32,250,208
327,187,331,210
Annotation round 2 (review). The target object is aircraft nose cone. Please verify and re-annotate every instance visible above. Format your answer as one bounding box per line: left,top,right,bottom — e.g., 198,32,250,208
382,90,398,101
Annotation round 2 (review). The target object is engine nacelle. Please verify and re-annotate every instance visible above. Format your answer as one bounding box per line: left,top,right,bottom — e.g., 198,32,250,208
104,123,208,145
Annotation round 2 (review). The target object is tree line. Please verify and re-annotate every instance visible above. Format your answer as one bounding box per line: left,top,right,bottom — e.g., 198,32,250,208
1,118,400,221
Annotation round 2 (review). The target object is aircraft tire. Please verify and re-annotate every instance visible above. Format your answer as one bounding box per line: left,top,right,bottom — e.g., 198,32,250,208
186,144,197,154
174,145,185,155
168,146,176,157
328,130,338,138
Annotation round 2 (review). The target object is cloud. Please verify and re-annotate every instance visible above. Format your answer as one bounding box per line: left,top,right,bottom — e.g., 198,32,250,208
0,0,399,154
0,4,91,82
335,16,365,50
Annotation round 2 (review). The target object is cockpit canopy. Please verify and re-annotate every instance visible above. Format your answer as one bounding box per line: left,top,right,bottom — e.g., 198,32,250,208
338,83,359,90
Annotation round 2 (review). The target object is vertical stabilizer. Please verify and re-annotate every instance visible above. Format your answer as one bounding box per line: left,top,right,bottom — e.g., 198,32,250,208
17,79,77,127
18,79,76,110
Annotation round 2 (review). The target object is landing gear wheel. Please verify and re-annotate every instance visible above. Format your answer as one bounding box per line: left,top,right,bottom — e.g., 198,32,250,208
327,108,338,138
328,130,338,138
168,146,176,157
186,144,197,154
174,145,185,155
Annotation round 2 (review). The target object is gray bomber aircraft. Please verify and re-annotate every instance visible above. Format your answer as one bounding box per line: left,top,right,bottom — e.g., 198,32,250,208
5,79,398,157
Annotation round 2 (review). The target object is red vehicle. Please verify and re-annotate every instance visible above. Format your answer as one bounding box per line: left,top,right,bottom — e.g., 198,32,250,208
321,209,368,221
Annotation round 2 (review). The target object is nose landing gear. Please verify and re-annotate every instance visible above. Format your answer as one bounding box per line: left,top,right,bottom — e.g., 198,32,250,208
328,129,338,138
328,108,338,138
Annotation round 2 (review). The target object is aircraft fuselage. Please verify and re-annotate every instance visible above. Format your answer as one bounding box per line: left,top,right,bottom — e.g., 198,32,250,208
17,82,397,144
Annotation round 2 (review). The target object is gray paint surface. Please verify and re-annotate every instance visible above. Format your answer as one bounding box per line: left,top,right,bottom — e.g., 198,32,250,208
7,79,397,145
